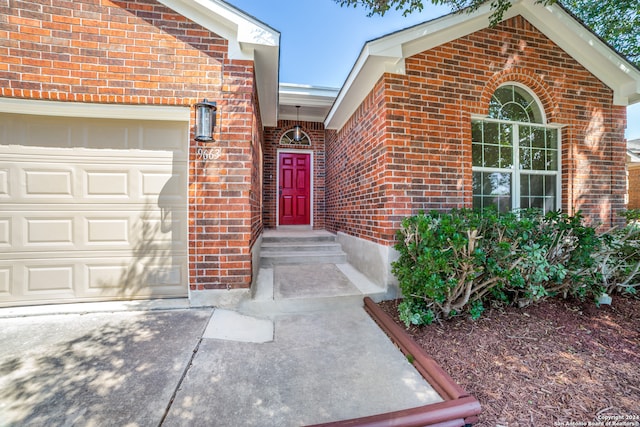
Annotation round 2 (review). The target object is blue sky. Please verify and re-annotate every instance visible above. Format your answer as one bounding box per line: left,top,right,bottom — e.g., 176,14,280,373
226,0,639,140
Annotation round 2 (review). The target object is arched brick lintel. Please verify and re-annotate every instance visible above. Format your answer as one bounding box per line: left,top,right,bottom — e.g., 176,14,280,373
476,69,559,123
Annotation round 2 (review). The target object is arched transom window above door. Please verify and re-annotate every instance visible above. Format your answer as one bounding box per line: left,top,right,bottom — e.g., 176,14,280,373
472,84,561,213
280,128,311,146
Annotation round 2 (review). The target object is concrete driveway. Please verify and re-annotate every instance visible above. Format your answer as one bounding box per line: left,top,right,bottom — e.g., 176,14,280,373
0,308,212,427
0,262,445,426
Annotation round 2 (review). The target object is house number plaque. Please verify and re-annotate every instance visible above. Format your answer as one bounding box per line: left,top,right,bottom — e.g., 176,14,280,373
197,147,221,160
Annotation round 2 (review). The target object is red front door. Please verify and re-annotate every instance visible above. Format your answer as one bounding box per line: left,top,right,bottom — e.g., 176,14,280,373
279,152,311,226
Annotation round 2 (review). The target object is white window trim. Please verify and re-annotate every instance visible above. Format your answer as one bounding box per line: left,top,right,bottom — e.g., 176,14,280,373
472,117,562,212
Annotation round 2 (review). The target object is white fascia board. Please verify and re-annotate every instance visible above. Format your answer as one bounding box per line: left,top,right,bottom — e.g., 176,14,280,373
253,47,280,126
385,2,498,59
157,0,280,125
325,44,406,130
158,0,279,59
279,84,338,107
0,98,190,121
519,1,640,106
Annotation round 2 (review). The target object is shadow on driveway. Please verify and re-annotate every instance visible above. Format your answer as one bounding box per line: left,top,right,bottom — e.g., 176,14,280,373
0,309,211,427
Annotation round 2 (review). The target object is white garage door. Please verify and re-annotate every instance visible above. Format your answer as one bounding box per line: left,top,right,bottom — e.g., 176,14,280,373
0,113,188,307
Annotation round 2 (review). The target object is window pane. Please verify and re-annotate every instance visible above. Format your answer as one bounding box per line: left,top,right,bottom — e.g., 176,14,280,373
483,173,504,195
500,146,513,168
473,172,482,194
489,85,544,123
530,197,544,209
532,149,545,170
546,150,557,170
473,195,483,210
472,121,483,143
484,144,500,168
521,174,530,196
547,129,558,149
529,174,543,196
520,174,557,213
473,171,512,213
520,147,531,170
502,103,529,122
545,175,556,197
519,125,532,149
532,127,546,148
493,87,512,107
546,198,556,212
472,143,483,166
499,123,512,145
484,122,499,144
488,98,502,118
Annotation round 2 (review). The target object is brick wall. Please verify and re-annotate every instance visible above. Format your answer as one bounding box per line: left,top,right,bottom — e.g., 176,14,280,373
326,15,627,245
1,0,261,290
326,81,399,244
263,120,326,229
629,164,640,209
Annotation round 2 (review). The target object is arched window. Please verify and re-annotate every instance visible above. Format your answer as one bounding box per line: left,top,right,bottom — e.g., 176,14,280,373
280,128,311,146
472,84,560,213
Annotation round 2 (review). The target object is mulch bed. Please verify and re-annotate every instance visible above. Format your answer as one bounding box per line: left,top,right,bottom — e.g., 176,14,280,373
379,296,640,427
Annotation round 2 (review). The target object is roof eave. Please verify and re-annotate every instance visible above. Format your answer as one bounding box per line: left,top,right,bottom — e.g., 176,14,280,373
518,1,640,106
325,0,640,131
157,0,280,126
324,1,498,130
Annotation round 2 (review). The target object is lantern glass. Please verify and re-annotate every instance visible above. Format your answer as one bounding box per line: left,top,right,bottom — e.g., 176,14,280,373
194,100,217,142
293,125,303,142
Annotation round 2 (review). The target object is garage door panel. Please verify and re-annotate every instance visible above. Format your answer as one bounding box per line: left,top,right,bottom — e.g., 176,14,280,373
25,169,73,196
2,209,186,253
0,113,188,307
86,171,129,197
86,218,130,244
0,254,187,304
0,218,10,247
2,156,186,205
26,217,75,245
0,169,9,197
81,260,185,297
0,268,11,296
26,265,75,293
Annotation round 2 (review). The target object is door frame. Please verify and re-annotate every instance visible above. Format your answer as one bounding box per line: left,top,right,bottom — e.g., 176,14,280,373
276,148,314,228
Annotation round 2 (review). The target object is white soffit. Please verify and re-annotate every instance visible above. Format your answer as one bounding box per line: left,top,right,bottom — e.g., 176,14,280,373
325,0,640,130
0,98,190,121
279,83,339,122
157,0,281,126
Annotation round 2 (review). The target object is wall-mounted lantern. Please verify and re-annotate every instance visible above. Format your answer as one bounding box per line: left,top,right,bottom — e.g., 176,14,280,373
194,99,217,142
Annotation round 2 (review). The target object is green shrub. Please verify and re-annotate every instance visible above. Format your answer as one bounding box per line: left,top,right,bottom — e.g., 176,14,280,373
592,213,640,296
392,208,606,326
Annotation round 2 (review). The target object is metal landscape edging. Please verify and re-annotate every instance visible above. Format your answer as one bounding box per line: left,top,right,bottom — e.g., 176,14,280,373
306,297,481,427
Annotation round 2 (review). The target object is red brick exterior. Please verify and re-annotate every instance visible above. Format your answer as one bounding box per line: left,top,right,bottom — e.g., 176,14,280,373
2,2,630,295
1,0,262,290
326,16,627,244
629,164,640,210
263,120,326,229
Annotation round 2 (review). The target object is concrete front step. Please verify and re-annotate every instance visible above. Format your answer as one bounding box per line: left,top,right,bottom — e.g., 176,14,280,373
260,251,347,267
262,234,337,244
260,230,347,266
261,242,343,253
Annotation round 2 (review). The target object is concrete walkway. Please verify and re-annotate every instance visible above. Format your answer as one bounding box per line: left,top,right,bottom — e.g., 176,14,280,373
0,262,442,426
